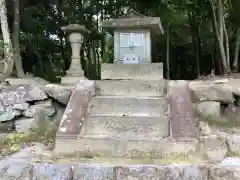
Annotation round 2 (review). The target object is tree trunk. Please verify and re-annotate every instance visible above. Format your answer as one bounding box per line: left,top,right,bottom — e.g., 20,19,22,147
0,0,14,81
233,28,240,72
223,17,231,72
209,0,228,74
12,0,25,77
166,24,170,79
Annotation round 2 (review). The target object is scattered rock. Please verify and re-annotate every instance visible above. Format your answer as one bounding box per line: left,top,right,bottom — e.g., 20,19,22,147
189,81,234,103
44,84,72,105
0,107,21,122
12,103,29,110
14,117,35,133
23,99,55,118
0,85,47,107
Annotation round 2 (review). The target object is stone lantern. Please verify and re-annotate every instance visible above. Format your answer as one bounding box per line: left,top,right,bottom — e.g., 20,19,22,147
60,24,89,84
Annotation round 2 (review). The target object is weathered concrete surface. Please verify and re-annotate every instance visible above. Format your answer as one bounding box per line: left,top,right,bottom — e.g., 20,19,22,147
91,96,168,116
55,136,198,158
96,79,166,97
101,63,163,80
168,80,198,138
86,115,169,139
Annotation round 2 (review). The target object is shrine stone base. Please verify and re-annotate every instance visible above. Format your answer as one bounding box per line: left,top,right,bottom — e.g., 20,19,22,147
55,63,174,158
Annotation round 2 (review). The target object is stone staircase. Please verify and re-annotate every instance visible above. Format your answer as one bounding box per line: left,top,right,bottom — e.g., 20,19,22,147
74,63,171,158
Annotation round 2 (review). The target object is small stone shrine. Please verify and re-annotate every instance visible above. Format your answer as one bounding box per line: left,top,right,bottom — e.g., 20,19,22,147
101,9,164,64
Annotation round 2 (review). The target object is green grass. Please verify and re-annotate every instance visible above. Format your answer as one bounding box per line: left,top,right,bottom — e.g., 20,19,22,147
0,118,58,156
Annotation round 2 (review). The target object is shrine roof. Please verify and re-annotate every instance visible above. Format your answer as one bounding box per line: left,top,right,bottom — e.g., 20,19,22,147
101,9,164,35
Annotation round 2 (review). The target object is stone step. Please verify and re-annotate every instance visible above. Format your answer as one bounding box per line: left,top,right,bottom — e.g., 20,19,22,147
95,79,166,97
55,135,198,158
90,96,169,116
86,115,169,139
101,63,163,80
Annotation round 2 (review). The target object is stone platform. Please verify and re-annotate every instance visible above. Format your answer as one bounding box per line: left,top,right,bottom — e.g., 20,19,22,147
55,63,171,157
101,63,163,80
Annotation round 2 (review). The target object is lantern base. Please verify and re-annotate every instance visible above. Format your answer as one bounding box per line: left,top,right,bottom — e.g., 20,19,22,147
61,76,86,85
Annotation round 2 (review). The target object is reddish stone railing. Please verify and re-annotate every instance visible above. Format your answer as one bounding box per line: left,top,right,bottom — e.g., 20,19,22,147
167,80,199,138
55,80,94,144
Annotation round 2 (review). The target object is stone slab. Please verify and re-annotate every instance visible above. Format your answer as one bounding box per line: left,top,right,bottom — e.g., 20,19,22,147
55,136,198,158
95,79,166,97
61,76,85,85
86,115,169,139
73,164,115,179
101,63,163,80
91,96,169,116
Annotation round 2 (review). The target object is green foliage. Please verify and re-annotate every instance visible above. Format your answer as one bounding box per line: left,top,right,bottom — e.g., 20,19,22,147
2,0,238,80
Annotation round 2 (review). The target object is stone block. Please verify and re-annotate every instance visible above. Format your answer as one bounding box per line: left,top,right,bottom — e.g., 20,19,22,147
197,101,220,116
157,164,208,180
33,163,72,180
0,159,32,179
91,96,168,116
55,136,198,158
73,164,115,180
226,135,240,154
86,115,169,139
210,157,240,180
115,165,159,180
189,80,234,103
96,79,166,97
101,63,163,80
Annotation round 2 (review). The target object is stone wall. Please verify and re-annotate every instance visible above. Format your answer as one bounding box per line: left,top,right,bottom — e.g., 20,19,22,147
1,157,240,179
189,78,240,118
0,77,72,133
